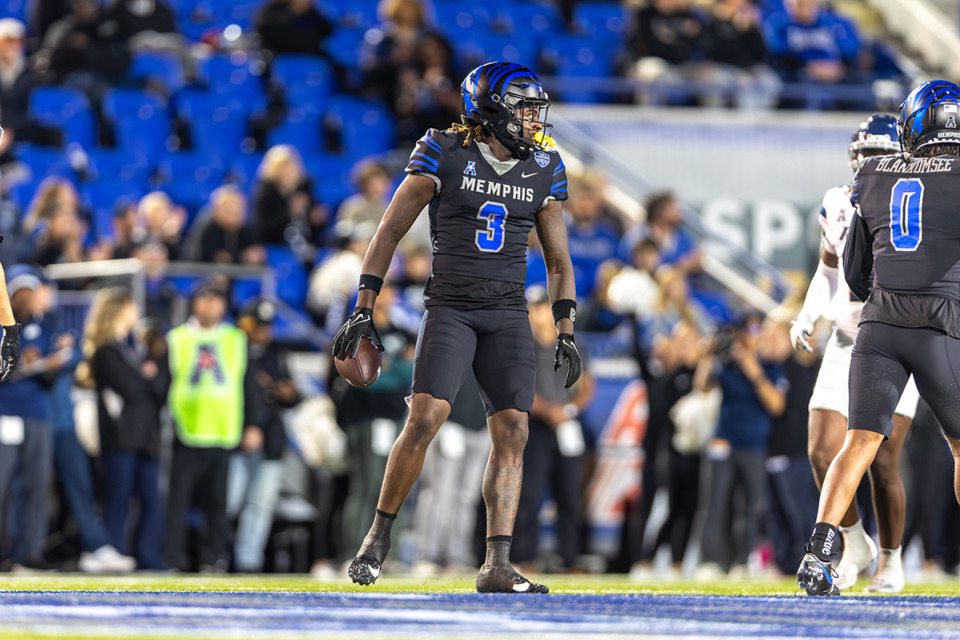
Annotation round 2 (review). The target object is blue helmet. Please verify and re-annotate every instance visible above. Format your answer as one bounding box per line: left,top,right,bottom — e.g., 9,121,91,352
848,114,899,170
898,80,960,156
460,61,552,160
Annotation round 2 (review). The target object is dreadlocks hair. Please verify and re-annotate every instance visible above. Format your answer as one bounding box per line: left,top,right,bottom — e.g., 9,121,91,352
450,122,490,148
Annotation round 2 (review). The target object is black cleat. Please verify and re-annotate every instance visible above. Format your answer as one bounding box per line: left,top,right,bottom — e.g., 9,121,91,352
476,564,549,594
348,554,383,586
797,553,841,596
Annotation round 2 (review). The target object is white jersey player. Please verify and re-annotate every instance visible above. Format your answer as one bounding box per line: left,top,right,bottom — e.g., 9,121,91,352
791,114,918,594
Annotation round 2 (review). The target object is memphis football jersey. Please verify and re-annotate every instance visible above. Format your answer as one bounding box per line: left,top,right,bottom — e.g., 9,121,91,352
851,154,960,330
405,128,568,307
818,185,862,338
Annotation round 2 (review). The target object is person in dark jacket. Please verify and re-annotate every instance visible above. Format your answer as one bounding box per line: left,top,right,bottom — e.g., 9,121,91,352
227,298,301,572
255,0,333,58
252,145,325,248
83,286,169,570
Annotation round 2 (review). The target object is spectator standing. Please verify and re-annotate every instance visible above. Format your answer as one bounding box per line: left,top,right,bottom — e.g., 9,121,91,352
228,298,301,573
163,283,259,572
764,317,820,575
513,287,595,573
631,320,710,577
0,268,57,569
83,287,169,570
694,315,787,575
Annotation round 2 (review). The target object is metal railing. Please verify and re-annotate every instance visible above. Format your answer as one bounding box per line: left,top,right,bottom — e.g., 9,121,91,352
551,110,789,313
43,259,327,348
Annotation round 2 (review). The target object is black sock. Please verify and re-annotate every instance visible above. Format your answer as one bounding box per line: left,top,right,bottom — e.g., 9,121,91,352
371,509,396,538
485,535,513,566
806,522,843,563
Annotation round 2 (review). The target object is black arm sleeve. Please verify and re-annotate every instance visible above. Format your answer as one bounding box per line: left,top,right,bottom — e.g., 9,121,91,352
843,211,874,302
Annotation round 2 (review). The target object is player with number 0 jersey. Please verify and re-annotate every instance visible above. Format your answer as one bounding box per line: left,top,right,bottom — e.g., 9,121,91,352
791,114,918,594
799,80,960,596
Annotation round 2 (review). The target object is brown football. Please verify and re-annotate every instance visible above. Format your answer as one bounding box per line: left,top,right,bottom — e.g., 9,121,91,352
334,337,383,388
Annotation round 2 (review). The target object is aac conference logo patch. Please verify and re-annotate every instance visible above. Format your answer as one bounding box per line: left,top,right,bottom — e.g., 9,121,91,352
533,151,550,168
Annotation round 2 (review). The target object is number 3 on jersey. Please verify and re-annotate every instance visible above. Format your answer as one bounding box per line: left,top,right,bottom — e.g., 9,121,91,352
889,178,924,251
475,201,508,253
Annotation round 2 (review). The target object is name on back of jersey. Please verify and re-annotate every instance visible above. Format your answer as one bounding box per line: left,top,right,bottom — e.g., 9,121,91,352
874,156,954,174
460,176,535,203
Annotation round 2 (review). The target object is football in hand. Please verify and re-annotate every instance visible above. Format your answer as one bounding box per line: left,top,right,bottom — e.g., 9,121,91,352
334,337,382,388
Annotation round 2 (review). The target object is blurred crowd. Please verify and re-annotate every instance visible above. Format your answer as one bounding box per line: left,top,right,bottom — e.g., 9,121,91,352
0,0,944,579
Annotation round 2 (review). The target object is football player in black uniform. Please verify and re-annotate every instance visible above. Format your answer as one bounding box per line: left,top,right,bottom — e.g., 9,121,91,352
332,61,580,594
798,80,960,596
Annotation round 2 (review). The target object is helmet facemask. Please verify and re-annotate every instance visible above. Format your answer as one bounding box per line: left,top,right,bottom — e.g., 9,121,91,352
848,137,898,172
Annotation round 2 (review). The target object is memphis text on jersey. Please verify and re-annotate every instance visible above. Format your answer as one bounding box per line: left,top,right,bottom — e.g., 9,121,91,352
460,175,536,203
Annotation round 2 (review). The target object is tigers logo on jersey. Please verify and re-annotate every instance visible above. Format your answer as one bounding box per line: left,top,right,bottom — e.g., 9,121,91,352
190,344,225,385
534,151,550,168
464,161,477,176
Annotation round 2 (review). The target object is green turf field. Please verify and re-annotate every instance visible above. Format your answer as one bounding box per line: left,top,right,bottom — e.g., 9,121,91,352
0,572,956,595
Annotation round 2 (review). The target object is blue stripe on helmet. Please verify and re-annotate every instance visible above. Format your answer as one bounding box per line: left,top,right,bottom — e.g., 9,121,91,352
488,62,521,90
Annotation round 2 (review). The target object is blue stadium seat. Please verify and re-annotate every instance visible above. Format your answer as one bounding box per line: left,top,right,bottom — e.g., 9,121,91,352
155,151,225,207
323,97,395,158
13,143,73,180
331,0,380,29
271,55,336,109
28,87,97,149
460,32,539,70
127,51,186,93
267,109,324,158
198,53,268,110
433,3,492,35
82,180,148,238
9,179,44,211
0,0,28,23
541,34,614,102
228,152,265,189
231,279,261,308
323,27,366,71
84,148,151,183
191,117,248,156
495,1,563,36
573,2,630,41
101,89,172,157
266,245,308,308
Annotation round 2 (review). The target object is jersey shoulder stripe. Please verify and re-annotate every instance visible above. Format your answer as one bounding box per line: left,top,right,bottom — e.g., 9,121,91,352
406,128,450,177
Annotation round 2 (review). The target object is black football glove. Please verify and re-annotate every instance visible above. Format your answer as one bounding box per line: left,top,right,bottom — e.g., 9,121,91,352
554,333,581,389
332,307,384,360
0,323,21,382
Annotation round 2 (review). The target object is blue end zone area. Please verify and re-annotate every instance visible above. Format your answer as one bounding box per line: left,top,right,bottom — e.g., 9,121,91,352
3,592,960,638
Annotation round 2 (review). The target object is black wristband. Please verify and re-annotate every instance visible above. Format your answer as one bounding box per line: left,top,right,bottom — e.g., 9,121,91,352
552,299,577,325
358,274,383,294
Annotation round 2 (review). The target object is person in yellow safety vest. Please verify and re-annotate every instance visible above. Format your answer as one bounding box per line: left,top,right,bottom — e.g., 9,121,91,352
163,282,260,572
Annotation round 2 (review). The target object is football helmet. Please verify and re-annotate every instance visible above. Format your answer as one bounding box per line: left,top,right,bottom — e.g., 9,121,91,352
460,61,552,160
898,80,960,156
848,114,899,171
